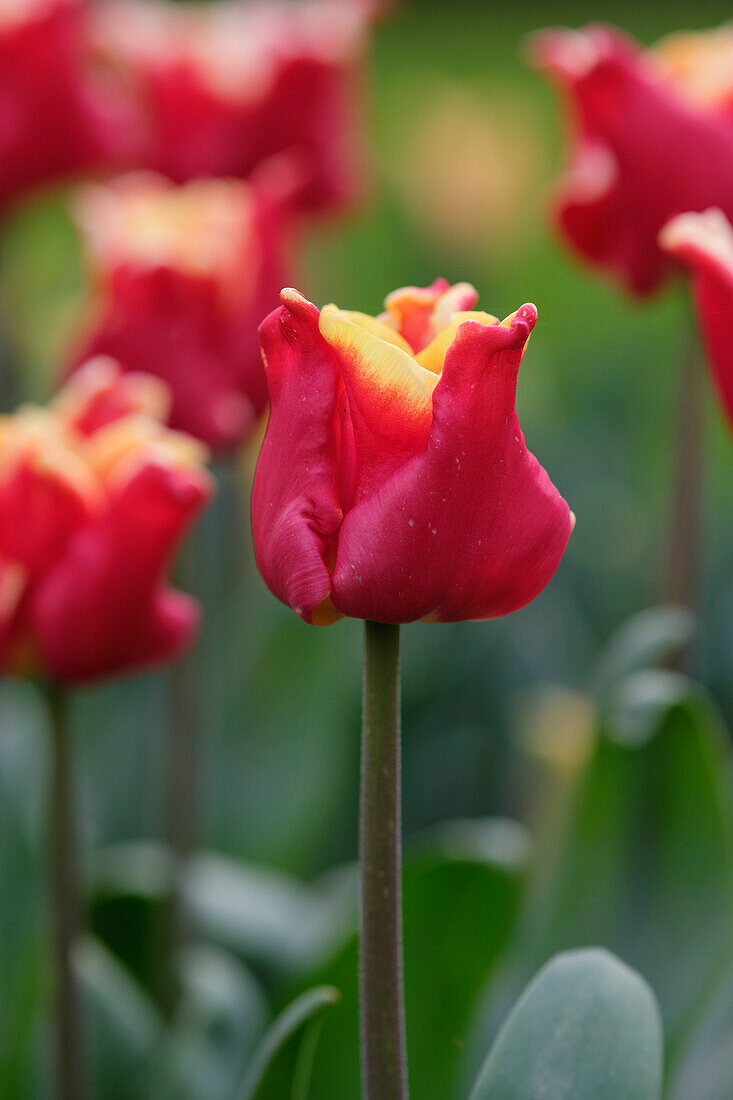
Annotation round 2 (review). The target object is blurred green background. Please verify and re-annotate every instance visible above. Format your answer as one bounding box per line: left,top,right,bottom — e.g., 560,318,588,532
4,1,733,1097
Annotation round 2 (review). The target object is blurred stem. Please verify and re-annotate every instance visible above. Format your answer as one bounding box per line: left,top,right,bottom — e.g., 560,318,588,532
162,535,202,1017
48,684,86,1100
666,320,703,669
360,621,409,1100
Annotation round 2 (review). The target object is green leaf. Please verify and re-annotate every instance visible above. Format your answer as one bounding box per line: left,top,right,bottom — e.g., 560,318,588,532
289,818,528,1100
0,683,49,1098
468,949,663,1100
668,958,733,1100
77,937,162,1098
501,677,733,1047
235,986,340,1100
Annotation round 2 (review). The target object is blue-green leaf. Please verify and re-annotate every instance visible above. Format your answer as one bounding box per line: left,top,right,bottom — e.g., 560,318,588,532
469,949,663,1100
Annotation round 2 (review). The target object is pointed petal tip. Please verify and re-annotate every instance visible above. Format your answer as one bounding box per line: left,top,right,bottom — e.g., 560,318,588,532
514,302,538,333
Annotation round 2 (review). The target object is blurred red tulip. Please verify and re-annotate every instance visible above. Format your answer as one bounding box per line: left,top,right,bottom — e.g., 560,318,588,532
661,208,733,430
0,358,213,683
90,0,375,214
71,170,294,451
530,24,733,295
252,280,574,625
0,0,140,212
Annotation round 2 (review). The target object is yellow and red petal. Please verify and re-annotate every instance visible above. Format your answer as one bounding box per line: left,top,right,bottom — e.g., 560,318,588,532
0,410,101,577
380,279,478,352
31,458,212,682
329,303,573,622
55,356,172,436
319,306,438,442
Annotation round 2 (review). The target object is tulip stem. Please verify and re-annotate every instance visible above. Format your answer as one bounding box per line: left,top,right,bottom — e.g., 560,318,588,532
360,621,409,1100
48,684,86,1100
666,324,703,668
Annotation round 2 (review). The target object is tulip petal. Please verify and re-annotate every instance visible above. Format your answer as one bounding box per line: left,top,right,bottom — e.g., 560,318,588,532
660,208,733,426
0,413,100,577
251,290,343,624
54,356,172,436
381,279,479,352
416,310,500,375
0,558,27,670
319,307,438,441
319,306,439,508
330,305,574,623
31,459,212,681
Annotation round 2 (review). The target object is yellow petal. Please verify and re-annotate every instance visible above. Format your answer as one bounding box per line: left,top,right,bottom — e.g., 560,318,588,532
321,305,414,354
416,310,499,374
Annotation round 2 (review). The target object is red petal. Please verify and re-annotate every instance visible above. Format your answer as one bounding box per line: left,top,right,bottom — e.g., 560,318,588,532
31,459,212,682
661,209,733,429
251,291,343,624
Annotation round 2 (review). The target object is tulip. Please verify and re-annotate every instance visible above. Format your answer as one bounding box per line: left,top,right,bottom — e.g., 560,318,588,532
0,358,212,1100
530,23,733,296
0,0,138,212
660,208,733,431
89,0,374,213
0,356,213,683
252,280,573,1100
71,171,293,451
253,280,574,625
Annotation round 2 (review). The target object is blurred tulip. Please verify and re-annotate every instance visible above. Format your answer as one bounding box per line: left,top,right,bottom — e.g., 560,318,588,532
71,170,294,451
661,208,733,430
0,357,213,683
90,0,375,213
0,0,139,212
252,279,574,626
530,23,733,295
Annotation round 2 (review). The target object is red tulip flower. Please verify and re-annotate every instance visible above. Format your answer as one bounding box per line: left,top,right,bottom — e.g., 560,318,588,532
0,0,138,212
530,24,733,295
660,208,733,429
71,171,292,451
252,280,574,625
0,357,213,683
90,0,374,213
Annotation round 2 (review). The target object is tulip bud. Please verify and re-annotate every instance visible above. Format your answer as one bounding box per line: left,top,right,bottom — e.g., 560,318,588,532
252,280,574,625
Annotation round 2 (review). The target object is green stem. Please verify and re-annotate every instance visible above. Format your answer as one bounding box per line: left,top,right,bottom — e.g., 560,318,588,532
48,685,86,1100
359,621,409,1100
